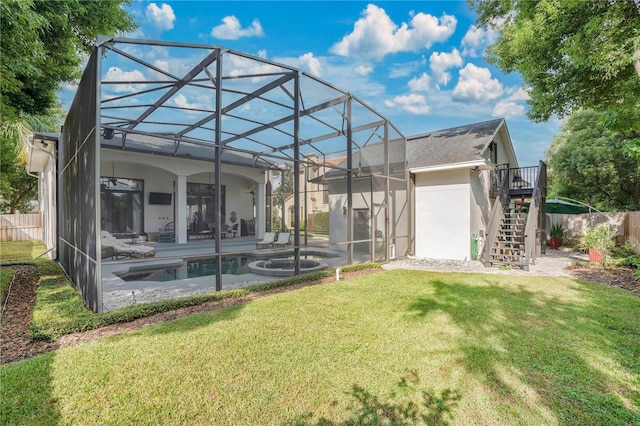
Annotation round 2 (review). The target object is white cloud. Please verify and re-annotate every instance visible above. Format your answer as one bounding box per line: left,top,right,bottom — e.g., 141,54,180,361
145,3,175,32
461,25,498,57
331,4,456,61
211,16,264,40
429,48,462,86
225,53,280,81
386,94,431,115
104,67,146,93
173,93,210,110
492,87,529,118
492,99,525,118
452,63,503,103
299,52,322,76
407,72,431,92
354,65,373,76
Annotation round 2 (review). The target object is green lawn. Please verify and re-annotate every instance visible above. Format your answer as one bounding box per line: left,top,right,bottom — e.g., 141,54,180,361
0,240,46,264
2,268,639,425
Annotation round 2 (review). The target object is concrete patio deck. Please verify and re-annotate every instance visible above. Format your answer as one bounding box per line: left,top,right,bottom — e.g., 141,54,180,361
383,247,588,277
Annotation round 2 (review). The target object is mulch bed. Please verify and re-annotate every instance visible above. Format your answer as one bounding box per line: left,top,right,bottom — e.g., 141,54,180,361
1,263,638,365
567,264,640,295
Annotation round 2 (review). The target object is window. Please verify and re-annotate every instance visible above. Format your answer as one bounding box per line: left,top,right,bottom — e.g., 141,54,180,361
101,177,144,235
489,141,498,164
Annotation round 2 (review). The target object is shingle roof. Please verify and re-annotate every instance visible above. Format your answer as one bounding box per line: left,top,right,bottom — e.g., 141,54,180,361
406,118,504,169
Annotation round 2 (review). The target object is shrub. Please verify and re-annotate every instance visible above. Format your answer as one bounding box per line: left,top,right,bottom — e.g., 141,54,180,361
619,254,640,278
312,211,329,233
578,225,617,251
610,241,636,259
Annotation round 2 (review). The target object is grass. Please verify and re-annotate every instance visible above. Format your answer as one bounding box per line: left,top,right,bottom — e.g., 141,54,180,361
0,240,47,264
29,257,379,341
0,241,379,340
2,269,639,425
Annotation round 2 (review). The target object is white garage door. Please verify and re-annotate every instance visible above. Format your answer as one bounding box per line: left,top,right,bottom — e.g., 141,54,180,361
414,183,470,260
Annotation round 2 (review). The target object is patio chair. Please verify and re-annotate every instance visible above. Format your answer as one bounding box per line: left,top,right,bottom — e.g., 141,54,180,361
256,232,276,249
272,231,291,248
221,223,230,239
101,230,156,259
158,222,175,242
230,223,239,238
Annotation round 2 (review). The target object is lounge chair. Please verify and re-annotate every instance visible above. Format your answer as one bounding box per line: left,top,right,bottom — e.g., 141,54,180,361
101,231,156,259
256,232,276,249
272,231,291,248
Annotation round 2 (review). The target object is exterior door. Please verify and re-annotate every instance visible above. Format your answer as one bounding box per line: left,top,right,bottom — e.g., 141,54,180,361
100,177,144,235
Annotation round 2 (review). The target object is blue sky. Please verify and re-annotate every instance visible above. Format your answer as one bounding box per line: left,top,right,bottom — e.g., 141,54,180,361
62,1,561,165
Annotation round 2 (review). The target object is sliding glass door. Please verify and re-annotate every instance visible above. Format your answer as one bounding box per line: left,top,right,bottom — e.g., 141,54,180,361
100,177,144,235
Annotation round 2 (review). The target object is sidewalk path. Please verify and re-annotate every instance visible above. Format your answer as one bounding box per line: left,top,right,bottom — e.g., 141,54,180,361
383,248,588,277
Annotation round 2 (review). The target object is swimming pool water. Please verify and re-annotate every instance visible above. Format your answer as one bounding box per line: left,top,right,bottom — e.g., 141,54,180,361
116,256,251,282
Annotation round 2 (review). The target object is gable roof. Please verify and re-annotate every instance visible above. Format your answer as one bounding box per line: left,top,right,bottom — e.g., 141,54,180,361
406,118,505,171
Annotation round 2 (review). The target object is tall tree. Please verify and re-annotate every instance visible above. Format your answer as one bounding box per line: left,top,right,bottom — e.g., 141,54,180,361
546,109,640,211
1,0,137,118
469,0,640,150
0,0,137,212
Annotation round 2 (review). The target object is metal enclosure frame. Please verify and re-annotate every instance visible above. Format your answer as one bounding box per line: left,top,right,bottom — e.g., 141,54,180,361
59,37,408,312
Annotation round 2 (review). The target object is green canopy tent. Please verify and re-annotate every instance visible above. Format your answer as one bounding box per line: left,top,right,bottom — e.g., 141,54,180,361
545,199,592,215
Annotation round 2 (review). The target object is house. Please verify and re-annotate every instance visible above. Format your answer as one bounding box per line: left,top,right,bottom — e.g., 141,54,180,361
26,37,545,313
281,154,346,232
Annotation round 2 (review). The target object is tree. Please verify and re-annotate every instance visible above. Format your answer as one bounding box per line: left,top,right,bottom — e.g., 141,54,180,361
546,109,640,211
469,0,640,150
0,0,137,212
1,0,137,118
0,113,63,213
272,164,294,230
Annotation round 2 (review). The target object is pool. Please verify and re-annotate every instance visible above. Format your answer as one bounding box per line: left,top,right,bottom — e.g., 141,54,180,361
116,256,251,282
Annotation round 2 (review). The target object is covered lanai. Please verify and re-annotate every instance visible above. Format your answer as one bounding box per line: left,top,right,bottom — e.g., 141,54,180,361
46,37,408,312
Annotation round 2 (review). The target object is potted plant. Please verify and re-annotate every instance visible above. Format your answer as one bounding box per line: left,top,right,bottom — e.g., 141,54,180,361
579,225,617,264
549,223,566,249
138,232,148,242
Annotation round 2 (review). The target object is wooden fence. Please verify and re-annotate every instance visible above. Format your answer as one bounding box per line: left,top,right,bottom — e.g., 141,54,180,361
548,211,640,252
0,212,43,242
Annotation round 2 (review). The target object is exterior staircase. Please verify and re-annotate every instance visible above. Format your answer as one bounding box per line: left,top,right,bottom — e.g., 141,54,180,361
483,162,547,270
489,201,528,268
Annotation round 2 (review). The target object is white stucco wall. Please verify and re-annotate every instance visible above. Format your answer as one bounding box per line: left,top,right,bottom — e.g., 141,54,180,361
469,169,493,258
101,150,266,239
414,169,471,260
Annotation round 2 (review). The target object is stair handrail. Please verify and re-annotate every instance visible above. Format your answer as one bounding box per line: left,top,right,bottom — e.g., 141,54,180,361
523,161,546,266
481,167,511,264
